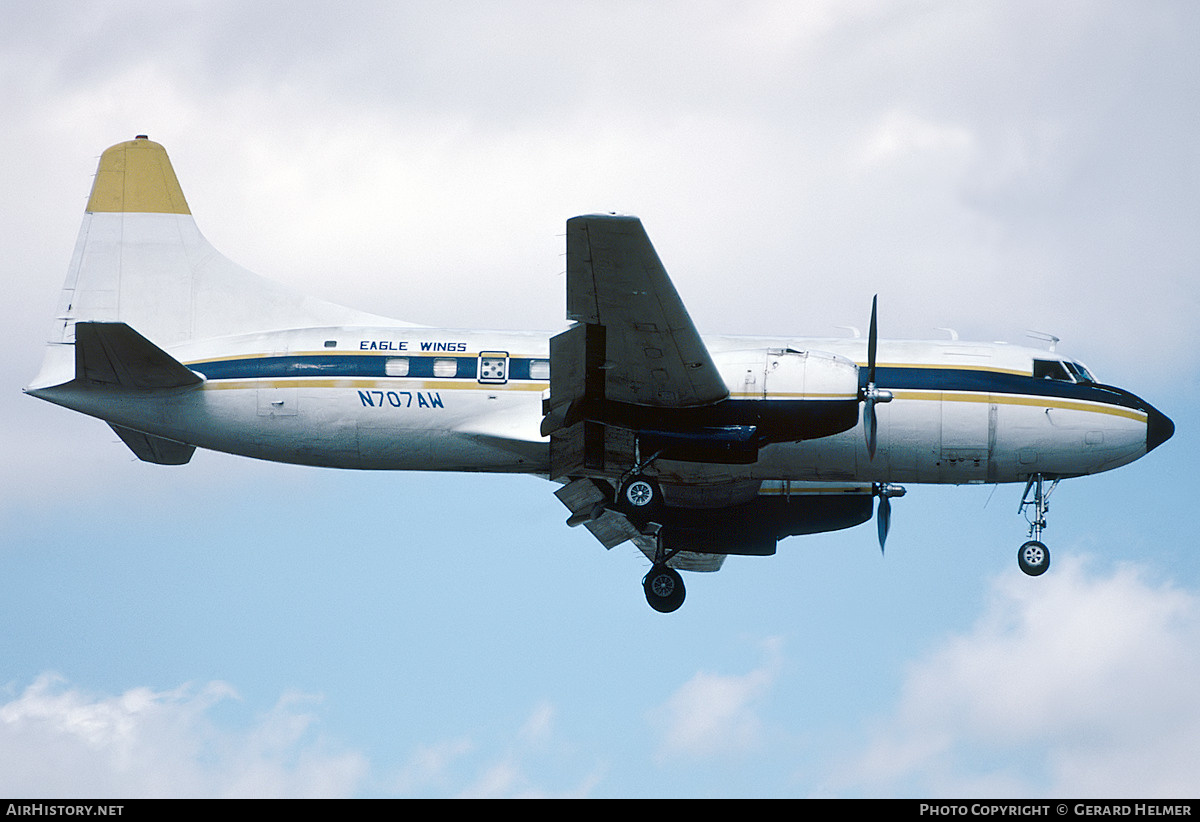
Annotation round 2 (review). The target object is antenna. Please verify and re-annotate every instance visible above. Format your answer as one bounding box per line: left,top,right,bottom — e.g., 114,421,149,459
1026,330,1060,352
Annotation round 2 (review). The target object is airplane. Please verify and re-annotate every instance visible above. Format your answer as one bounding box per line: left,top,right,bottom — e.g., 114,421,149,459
26,137,1175,612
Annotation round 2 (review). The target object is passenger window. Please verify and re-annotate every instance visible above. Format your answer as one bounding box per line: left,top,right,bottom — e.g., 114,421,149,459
385,357,409,377
433,358,458,378
529,359,550,380
1033,359,1072,381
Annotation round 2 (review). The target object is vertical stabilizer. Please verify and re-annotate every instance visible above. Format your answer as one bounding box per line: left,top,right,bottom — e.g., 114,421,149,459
87,136,192,215
29,137,409,391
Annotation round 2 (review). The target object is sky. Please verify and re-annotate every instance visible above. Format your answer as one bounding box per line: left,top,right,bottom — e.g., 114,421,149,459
1,0,1198,798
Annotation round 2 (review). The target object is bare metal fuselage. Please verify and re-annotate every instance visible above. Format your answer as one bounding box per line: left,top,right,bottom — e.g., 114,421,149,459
30,325,1168,486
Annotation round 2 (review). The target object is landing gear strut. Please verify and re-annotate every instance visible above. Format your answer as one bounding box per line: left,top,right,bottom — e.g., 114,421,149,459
1017,474,1059,577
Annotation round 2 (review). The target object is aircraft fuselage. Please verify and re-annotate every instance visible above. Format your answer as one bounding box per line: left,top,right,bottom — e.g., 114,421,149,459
30,325,1170,487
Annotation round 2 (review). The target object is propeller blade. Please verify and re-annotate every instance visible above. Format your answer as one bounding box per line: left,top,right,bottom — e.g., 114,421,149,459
865,397,878,459
864,294,880,459
867,294,879,385
877,492,891,553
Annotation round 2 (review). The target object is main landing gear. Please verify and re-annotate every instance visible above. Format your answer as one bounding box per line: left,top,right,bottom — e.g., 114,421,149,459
610,444,685,611
616,475,684,612
640,520,689,613
612,442,688,612
1017,473,1059,577
615,442,664,526
643,557,685,613
616,474,662,524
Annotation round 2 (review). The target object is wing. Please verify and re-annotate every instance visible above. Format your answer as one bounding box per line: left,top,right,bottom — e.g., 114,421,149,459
543,215,740,566
543,217,877,572
563,214,728,408
541,214,732,468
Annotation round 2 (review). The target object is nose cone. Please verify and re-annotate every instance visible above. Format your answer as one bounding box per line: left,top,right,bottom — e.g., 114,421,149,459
1146,404,1175,453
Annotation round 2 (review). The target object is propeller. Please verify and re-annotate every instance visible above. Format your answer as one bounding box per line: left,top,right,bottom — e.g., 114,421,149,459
860,295,894,459
873,483,906,553
861,297,903,552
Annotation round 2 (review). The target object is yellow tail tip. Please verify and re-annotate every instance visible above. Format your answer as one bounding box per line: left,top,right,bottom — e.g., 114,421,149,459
86,136,191,215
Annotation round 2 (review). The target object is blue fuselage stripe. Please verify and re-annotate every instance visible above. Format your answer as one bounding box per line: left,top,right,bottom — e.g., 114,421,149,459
188,356,1148,414
873,367,1147,413
192,354,549,382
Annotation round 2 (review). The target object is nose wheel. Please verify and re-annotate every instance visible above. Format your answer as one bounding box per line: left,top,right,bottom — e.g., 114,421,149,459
1018,540,1050,576
1017,474,1059,576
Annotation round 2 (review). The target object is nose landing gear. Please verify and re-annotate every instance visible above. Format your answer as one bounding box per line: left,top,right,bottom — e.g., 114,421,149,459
1017,474,1059,576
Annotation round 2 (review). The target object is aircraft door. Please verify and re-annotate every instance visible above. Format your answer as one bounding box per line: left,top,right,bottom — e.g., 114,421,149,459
478,351,509,385
939,394,990,480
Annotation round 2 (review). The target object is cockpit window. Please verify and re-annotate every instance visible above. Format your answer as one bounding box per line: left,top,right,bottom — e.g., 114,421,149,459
1065,361,1096,383
1033,359,1097,383
1033,359,1072,381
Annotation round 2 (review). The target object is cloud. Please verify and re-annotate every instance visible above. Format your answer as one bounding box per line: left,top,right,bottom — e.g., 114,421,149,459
833,557,1200,797
389,737,476,796
853,110,977,173
388,702,604,798
0,674,368,798
651,638,783,760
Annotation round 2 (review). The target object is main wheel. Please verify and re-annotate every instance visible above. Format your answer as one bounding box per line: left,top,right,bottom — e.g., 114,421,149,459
643,565,685,613
617,475,661,523
1018,540,1050,576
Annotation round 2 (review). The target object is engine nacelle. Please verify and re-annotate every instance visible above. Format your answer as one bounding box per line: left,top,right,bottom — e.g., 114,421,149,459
655,491,874,556
712,347,862,445
765,348,860,402
545,346,863,472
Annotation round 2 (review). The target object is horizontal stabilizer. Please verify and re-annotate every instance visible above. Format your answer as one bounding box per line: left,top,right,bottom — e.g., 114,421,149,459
108,424,196,465
75,322,202,389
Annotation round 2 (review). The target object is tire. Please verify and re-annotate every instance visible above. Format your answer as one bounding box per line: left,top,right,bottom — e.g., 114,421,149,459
643,565,685,613
1018,540,1050,576
617,475,661,523
624,478,656,508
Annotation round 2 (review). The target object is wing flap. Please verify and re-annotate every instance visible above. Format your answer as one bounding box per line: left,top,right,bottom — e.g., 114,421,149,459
630,535,727,573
